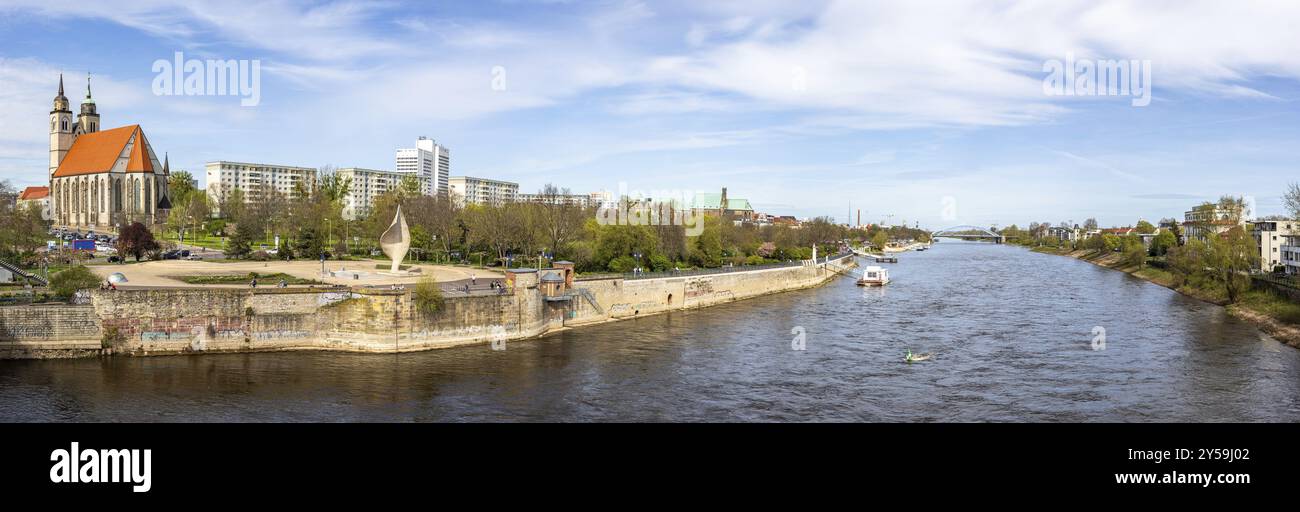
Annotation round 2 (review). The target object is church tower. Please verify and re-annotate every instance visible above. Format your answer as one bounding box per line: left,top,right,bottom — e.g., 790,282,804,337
49,74,74,180
76,73,100,135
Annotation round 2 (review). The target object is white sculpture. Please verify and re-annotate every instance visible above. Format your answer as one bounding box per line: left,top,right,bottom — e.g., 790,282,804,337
379,205,411,274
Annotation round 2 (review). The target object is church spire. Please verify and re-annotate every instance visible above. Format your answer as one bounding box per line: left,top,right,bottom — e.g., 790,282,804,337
163,152,170,174
84,73,93,101
52,74,70,113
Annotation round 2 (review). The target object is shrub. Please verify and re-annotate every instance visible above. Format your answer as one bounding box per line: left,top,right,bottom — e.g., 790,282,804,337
414,276,445,315
649,254,671,272
608,255,637,273
50,266,101,298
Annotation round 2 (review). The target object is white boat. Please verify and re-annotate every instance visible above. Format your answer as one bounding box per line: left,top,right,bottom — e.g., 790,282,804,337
856,265,890,286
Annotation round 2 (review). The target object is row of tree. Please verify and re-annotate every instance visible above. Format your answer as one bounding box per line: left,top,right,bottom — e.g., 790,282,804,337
206,170,931,273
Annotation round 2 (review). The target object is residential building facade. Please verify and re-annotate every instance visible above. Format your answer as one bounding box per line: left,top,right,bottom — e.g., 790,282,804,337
1253,220,1300,272
337,167,422,220
396,137,449,196
205,161,316,215
448,176,518,207
1282,235,1300,275
517,192,592,208
1183,203,1247,243
18,186,51,220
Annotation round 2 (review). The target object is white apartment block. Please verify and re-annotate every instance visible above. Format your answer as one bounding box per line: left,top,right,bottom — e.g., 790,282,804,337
588,190,617,210
517,192,592,208
448,176,518,207
337,167,424,220
206,161,316,215
1254,220,1300,272
396,137,449,196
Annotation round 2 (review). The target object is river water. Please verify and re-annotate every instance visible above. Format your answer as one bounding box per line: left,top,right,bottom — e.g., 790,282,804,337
3,240,1299,422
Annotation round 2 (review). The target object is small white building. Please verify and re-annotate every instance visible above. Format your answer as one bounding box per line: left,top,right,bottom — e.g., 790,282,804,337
17,186,51,220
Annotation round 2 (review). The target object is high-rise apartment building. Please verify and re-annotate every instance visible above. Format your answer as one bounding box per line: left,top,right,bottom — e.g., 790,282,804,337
396,137,449,196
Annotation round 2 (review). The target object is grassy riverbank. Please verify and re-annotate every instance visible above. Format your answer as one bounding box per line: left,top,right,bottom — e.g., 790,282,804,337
1031,246,1300,349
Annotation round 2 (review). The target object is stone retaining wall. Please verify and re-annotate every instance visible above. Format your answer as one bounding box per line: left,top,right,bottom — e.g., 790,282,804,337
0,255,853,358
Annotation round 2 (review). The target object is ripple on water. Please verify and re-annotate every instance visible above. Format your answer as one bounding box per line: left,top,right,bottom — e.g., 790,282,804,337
2,241,1299,422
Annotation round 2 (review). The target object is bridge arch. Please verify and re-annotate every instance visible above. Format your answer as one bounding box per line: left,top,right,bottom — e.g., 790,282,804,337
932,225,1005,243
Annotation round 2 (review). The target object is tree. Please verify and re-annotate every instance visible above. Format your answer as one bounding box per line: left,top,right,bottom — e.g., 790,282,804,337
1167,238,1208,288
534,184,585,261
116,223,160,262
1083,218,1098,231
400,175,423,197
689,216,722,267
1149,230,1176,257
318,165,352,204
219,188,247,225
1121,236,1146,268
293,226,324,260
871,230,888,251
1135,220,1156,234
226,223,255,259
1285,182,1300,219
1206,226,1258,303
0,181,47,259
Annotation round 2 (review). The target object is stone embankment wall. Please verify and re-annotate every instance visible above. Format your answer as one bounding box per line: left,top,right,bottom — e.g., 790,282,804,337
0,255,852,358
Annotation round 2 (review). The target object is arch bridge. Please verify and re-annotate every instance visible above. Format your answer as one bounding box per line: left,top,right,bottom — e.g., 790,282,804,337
931,225,1005,244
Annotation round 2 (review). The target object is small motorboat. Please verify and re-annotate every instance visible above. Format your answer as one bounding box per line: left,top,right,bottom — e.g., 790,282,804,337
905,349,932,363
856,266,890,286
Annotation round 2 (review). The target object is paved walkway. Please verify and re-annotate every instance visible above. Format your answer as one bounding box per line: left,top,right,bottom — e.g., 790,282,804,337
87,259,505,289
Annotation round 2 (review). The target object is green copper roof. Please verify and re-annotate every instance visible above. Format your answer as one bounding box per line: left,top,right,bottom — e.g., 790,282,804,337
692,193,753,211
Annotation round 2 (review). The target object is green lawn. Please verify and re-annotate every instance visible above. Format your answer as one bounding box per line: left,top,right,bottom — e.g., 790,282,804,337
174,273,323,285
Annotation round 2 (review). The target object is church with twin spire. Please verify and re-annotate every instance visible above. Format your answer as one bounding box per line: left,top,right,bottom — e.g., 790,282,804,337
48,74,171,232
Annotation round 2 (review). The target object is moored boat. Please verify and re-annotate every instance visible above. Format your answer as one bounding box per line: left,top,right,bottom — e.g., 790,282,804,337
856,265,890,286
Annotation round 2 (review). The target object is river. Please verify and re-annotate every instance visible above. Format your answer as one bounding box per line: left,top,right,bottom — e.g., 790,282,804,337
3,240,1299,422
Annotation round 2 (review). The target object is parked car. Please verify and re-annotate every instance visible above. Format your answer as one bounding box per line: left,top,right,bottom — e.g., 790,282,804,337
184,255,202,261
107,255,122,263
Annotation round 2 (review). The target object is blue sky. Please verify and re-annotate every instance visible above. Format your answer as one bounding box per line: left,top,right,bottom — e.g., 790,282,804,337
2,0,1299,229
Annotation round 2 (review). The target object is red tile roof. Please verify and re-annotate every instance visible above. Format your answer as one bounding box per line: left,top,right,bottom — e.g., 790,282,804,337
18,186,49,200
52,125,158,178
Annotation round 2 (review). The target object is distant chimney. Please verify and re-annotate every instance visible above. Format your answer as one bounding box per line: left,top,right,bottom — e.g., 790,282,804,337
721,187,728,211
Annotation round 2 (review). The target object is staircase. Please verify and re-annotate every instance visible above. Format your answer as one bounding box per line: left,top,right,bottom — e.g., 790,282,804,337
567,287,604,314
0,259,48,287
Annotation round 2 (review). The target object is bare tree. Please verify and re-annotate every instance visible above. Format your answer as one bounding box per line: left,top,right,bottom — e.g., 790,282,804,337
1284,182,1300,219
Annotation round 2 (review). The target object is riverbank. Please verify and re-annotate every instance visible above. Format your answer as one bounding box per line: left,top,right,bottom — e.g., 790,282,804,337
0,255,855,359
1031,246,1300,349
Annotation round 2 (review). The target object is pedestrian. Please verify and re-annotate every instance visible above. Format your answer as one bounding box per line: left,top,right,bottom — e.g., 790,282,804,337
471,274,476,286
251,279,257,288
